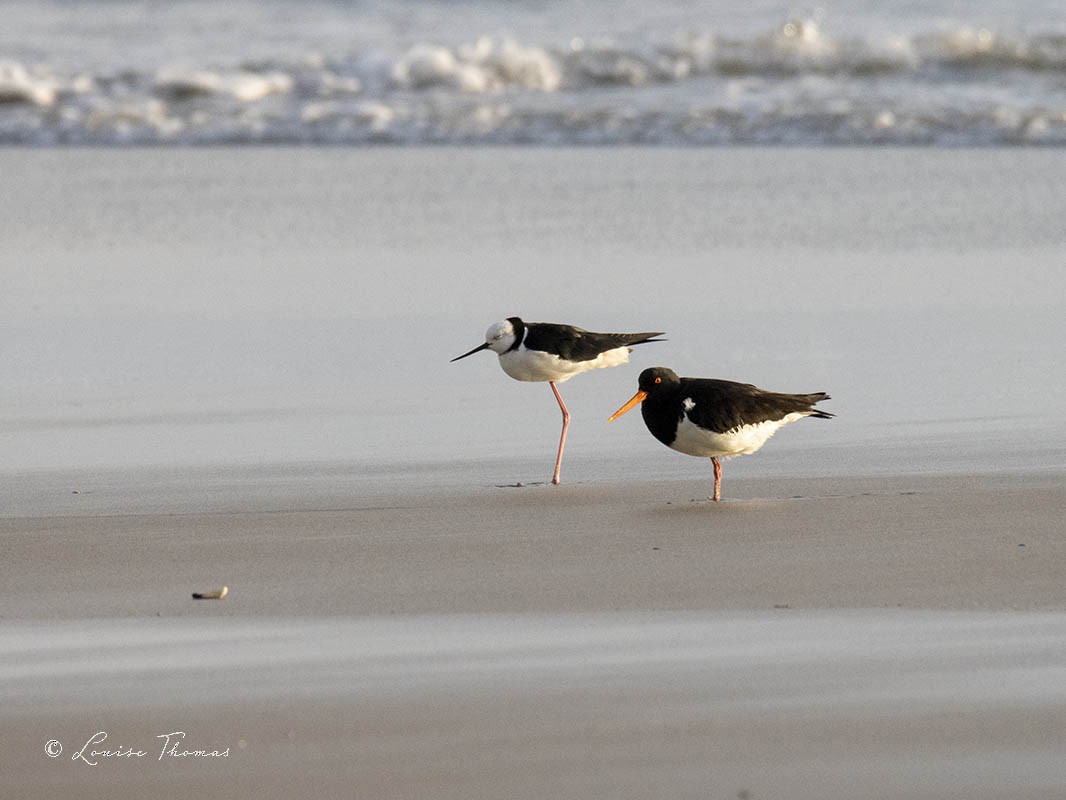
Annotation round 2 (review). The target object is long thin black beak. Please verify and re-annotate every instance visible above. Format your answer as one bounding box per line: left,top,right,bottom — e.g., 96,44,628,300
450,342,490,362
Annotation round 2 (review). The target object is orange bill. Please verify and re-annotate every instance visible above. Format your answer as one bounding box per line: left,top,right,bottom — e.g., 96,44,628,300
607,390,648,421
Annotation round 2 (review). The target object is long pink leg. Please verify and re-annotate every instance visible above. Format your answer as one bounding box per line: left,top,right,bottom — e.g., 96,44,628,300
711,457,722,502
549,381,570,485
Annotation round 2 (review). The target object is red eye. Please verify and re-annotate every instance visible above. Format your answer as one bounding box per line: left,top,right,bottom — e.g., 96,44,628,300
654,377,661,384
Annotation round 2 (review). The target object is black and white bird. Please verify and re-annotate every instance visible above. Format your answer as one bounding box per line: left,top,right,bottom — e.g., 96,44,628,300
451,317,664,484
608,367,833,501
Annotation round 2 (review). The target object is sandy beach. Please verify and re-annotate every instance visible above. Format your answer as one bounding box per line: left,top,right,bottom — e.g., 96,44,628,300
3,147,1066,798
3,469,1066,799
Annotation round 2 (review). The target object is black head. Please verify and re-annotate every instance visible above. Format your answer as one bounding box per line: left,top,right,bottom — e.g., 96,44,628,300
637,367,681,394
608,366,681,422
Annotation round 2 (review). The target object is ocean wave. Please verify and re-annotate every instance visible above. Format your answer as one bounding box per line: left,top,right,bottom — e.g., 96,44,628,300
153,69,296,102
3,20,1066,145
0,61,61,106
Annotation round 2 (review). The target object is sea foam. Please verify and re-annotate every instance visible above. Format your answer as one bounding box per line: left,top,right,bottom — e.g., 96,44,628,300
3,19,1066,145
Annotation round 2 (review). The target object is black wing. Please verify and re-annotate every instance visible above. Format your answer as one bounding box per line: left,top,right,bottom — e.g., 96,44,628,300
524,323,665,362
681,378,832,432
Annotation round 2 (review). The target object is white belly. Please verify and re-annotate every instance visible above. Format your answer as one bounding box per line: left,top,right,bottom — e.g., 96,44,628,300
498,346,631,383
669,412,808,458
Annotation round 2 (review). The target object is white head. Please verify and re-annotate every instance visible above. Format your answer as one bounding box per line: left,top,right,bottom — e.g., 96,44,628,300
450,317,522,362
482,319,518,354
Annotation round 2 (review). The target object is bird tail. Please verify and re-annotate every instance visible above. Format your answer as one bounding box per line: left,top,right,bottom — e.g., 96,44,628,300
630,333,666,346
806,392,833,419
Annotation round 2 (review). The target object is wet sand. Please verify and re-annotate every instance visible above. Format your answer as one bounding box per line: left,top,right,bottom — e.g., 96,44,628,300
3,469,1066,799
4,470,1066,619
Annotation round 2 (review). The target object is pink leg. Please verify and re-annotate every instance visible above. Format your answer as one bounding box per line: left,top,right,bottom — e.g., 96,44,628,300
711,457,722,502
549,381,570,485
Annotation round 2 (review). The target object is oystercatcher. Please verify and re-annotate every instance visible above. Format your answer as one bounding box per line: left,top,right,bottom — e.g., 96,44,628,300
451,317,664,484
608,367,833,501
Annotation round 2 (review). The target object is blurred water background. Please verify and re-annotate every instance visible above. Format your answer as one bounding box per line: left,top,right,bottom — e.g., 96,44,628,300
3,0,1066,145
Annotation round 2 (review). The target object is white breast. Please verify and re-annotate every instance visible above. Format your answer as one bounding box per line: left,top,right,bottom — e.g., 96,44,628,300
498,345,631,383
669,411,808,458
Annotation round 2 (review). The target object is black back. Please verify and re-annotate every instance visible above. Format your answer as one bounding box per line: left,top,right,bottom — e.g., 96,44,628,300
520,319,665,362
